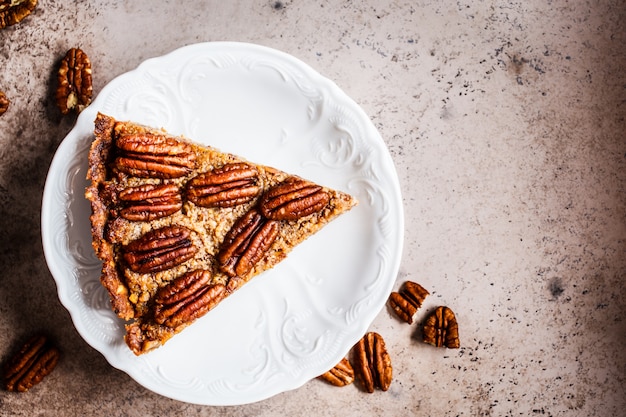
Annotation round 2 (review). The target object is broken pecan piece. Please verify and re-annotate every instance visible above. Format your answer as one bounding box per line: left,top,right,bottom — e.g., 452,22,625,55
422,306,460,348
318,357,354,387
3,334,60,392
114,133,196,179
352,332,392,393
56,47,92,114
118,183,182,221
153,270,226,328
259,176,330,221
388,281,429,324
123,225,197,274
186,162,260,208
0,90,9,116
218,208,279,277
0,0,37,29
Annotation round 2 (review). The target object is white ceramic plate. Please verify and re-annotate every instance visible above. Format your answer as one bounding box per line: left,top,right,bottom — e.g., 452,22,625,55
41,42,403,405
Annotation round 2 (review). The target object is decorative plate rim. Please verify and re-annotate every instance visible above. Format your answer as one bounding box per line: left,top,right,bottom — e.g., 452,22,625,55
41,41,404,405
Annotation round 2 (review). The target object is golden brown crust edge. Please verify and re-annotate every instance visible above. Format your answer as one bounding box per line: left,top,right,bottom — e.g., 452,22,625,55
85,113,135,320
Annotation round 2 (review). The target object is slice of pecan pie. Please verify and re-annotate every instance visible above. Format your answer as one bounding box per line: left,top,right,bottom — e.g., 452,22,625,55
85,113,357,355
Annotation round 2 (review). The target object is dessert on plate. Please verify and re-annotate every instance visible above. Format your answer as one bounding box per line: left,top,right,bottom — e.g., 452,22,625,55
85,113,357,355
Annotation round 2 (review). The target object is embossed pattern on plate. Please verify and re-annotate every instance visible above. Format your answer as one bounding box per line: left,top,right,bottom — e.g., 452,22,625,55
41,42,403,405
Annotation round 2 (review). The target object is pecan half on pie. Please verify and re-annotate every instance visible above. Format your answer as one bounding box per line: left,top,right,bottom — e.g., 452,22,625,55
86,113,357,355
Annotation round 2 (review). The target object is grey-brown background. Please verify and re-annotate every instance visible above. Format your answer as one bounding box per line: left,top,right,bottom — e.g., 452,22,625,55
1,1,624,415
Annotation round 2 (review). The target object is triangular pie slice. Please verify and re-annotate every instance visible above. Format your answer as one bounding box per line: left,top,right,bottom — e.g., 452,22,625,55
85,113,357,355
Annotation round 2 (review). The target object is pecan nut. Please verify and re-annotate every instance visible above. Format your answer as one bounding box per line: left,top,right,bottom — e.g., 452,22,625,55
186,162,260,208
352,332,392,393
123,225,197,274
153,270,226,328
388,281,429,324
118,183,182,221
0,90,9,116
318,357,354,387
259,177,330,221
225,276,245,293
422,306,460,348
218,208,279,277
3,334,60,392
0,0,37,29
56,47,92,114
114,133,196,178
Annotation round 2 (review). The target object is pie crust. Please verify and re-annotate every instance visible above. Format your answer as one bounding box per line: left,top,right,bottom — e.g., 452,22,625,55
85,113,357,355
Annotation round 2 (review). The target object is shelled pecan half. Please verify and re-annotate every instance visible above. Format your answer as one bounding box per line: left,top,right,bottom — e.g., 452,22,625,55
0,90,9,116
422,306,460,348
259,176,330,221
318,357,354,387
114,133,196,179
186,163,260,208
118,183,182,221
153,270,226,328
388,281,429,324
0,0,37,29
56,47,92,114
3,334,60,392
123,225,197,273
352,332,392,393
217,208,279,277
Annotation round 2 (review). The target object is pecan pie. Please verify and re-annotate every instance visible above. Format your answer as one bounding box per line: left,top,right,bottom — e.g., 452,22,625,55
86,113,357,355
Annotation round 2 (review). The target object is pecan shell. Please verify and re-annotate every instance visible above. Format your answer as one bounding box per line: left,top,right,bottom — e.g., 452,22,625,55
114,133,196,179
0,0,37,29
318,357,354,387
352,332,392,393
153,270,226,328
186,163,260,208
388,281,429,324
3,334,60,392
123,225,197,274
118,183,182,221
422,306,460,348
56,47,92,114
0,90,9,116
218,208,279,277
259,177,330,221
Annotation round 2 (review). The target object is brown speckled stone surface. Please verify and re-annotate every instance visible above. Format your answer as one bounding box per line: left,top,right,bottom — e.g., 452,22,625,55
1,1,624,415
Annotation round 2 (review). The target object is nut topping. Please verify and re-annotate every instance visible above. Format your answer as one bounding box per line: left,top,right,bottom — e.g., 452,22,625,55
0,90,9,116
153,270,226,328
422,306,460,349
186,163,260,208
352,332,392,393
318,357,354,387
259,176,330,221
123,225,197,274
0,0,37,29
118,183,182,221
388,281,429,324
3,334,60,392
218,208,279,277
56,47,92,114
114,133,196,179
225,276,245,293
